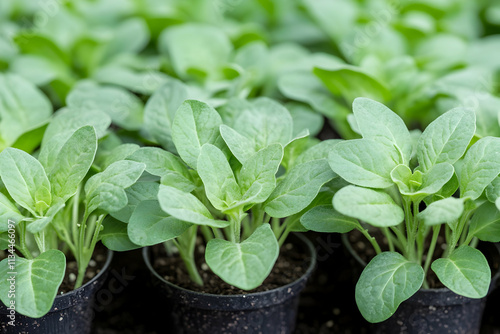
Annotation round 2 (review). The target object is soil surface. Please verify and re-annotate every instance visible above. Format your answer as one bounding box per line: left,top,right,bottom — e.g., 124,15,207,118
151,238,309,295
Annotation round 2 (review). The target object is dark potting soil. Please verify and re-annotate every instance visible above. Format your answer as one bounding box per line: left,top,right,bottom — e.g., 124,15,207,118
151,238,310,295
58,245,108,294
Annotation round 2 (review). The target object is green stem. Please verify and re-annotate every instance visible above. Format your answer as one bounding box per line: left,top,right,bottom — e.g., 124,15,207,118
75,214,105,289
404,198,416,261
445,210,472,257
382,227,395,252
359,228,382,254
174,226,203,286
71,185,81,246
17,222,33,260
34,231,47,253
200,225,214,242
423,225,440,288
278,217,299,247
390,225,408,254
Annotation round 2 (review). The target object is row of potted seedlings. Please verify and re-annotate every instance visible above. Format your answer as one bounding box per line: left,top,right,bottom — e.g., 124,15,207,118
1,82,500,333
2,1,500,333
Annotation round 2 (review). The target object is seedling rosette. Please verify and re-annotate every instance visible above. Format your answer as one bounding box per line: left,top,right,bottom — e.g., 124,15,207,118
302,97,500,323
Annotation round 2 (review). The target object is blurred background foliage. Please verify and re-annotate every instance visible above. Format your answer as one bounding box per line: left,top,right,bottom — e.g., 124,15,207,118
1,0,500,144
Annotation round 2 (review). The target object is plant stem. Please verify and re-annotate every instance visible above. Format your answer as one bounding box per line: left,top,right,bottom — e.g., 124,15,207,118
423,225,440,288
390,225,408,254
17,222,33,259
71,186,81,246
174,226,203,286
75,214,106,289
404,198,416,261
445,210,472,257
200,225,214,242
382,227,394,252
359,228,382,254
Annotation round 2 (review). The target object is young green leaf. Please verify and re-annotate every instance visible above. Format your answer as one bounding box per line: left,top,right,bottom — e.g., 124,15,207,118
355,252,424,323
110,181,160,223
48,126,97,202
219,124,256,164
85,160,146,214
329,139,400,189
301,205,360,233
171,100,225,170
39,108,111,170
100,18,150,62
66,81,144,131
158,185,229,228
0,250,66,318
418,197,465,227
128,147,196,192
0,148,52,215
128,200,191,246
468,202,500,242
486,177,500,203
144,80,188,152
353,98,412,164
100,216,141,252
0,73,52,146
197,144,241,211
0,193,24,232
27,200,65,234
391,163,455,199
432,246,490,298
231,98,293,153
205,224,279,290
314,65,391,104
98,143,140,170
238,144,283,205
159,23,232,80
0,233,8,250
293,139,342,167
460,137,500,200
417,108,475,172
264,159,336,218
333,186,404,227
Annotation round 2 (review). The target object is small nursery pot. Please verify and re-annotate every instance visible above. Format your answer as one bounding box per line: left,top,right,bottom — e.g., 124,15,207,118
343,235,500,334
143,234,316,334
0,250,113,334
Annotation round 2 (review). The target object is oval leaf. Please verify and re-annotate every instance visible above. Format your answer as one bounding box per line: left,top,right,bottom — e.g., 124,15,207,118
355,252,424,323
333,185,404,227
0,250,66,318
432,246,490,298
205,224,279,290
301,205,360,233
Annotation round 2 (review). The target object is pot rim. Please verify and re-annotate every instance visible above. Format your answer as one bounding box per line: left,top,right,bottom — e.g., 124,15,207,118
0,249,114,314
143,233,316,300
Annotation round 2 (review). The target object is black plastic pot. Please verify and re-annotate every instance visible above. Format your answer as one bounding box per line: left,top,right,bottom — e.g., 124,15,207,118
342,235,500,334
143,234,316,334
0,250,113,334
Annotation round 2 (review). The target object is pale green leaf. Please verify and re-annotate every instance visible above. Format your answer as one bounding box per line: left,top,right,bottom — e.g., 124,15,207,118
355,252,424,323
333,186,404,227
432,246,490,298
264,159,335,218
128,200,191,246
205,224,279,290
0,250,66,318
301,205,360,233
329,139,400,189
158,185,229,228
